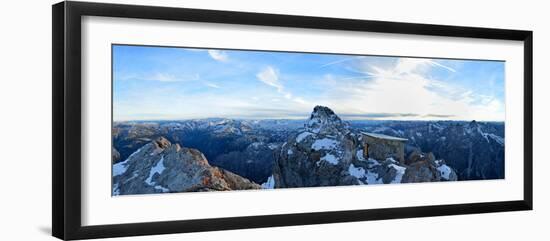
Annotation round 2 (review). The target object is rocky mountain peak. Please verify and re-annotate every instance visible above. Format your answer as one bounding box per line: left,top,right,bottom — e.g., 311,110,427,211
306,106,346,134
468,120,479,128
112,137,260,195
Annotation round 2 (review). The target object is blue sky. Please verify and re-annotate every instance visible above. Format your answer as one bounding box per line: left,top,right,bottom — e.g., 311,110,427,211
113,45,505,121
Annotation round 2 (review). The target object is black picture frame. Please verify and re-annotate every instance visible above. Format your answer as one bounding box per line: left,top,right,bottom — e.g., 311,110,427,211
52,1,533,240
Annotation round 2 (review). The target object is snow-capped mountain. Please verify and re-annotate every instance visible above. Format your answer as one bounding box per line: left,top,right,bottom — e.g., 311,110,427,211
271,106,456,188
113,106,503,191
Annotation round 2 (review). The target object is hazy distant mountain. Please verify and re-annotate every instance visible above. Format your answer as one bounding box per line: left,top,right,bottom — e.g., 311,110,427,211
360,120,505,180
113,118,302,183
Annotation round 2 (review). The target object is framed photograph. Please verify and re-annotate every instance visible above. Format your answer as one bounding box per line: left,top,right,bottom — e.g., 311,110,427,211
52,1,533,240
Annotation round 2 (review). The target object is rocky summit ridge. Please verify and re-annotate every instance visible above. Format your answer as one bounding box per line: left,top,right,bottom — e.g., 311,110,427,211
113,137,260,195
269,106,457,188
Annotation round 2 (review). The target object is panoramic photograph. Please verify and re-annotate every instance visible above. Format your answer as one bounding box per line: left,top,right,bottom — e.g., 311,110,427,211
111,45,505,196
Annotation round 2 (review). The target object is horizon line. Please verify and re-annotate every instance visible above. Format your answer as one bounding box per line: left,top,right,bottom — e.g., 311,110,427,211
112,117,505,123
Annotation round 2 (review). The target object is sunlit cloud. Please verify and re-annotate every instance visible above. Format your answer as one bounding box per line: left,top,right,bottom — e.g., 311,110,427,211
208,50,228,62
317,57,503,121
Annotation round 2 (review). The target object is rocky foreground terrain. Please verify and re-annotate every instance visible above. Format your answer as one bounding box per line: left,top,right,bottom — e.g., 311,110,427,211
112,106,504,195
113,137,260,195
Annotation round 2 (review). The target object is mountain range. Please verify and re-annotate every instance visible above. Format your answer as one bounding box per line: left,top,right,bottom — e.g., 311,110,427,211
112,106,505,195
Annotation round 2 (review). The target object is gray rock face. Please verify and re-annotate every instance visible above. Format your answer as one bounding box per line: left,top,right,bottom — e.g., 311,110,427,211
273,106,358,188
113,137,260,195
306,105,349,135
112,147,120,162
273,106,412,188
402,152,458,183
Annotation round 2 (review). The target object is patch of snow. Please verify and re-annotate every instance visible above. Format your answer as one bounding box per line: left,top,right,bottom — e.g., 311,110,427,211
307,119,321,133
268,143,278,150
430,123,443,131
366,171,383,184
296,132,313,143
437,164,452,180
356,149,365,161
320,154,339,165
154,185,170,192
250,142,263,148
386,157,398,163
478,127,490,143
416,132,422,137
112,161,129,177
348,164,366,179
311,138,339,151
145,156,166,186
287,149,293,155
112,147,143,177
366,158,381,168
124,172,139,183
389,164,406,184
474,126,504,145
261,175,275,189
488,133,504,145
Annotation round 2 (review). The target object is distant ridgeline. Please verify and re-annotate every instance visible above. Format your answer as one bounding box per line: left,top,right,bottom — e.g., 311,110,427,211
112,106,505,195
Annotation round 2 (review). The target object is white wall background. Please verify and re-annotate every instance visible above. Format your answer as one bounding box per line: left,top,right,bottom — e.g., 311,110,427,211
0,0,547,240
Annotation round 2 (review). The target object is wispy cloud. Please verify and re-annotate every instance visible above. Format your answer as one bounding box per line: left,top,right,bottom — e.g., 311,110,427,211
256,66,309,105
321,56,365,68
257,66,284,92
145,73,200,82
205,82,221,89
208,50,228,62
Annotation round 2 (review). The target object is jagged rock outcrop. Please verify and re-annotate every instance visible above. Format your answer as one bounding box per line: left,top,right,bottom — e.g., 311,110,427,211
112,137,260,195
402,151,457,182
112,147,120,162
273,106,357,188
272,106,458,188
272,106,408,188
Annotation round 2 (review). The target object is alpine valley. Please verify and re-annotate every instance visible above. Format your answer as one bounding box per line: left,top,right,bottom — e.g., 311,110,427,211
112,106,505,195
